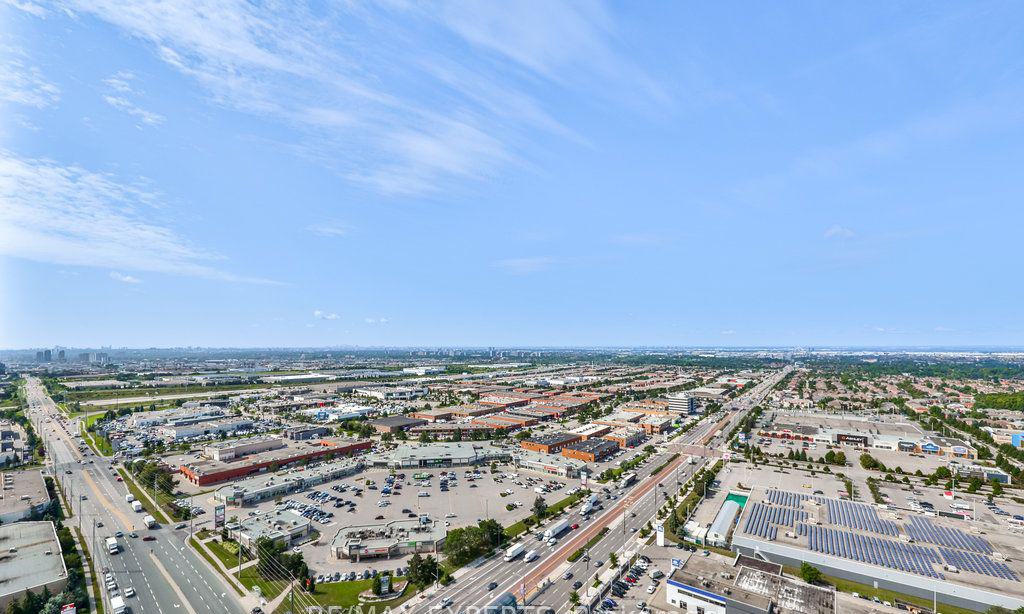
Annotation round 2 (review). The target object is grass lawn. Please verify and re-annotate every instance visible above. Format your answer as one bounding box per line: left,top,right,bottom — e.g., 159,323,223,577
239,565,289,600
782,566,978,614
206,538,252,569
80,422,113,456
274,579,416,614
116,468,170,524
75,527,105,614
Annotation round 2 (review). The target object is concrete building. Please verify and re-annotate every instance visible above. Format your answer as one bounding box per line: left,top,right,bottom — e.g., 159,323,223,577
131,406,225,428
568,423,612,441
354,386,427,401
0,470,51,524
407,423,494,440
203,436,284,461
665,554,834,614
0,522,68,612
561,438,619,463
368,415,427,434
214,458,364,507
706,499,741,547
603,427,645,449
365,442,509,469
664,391,699,414
229,509,311,549
638,414,674,435
157,417,254,441
409,408,455,422
332,518,446,561
401,366,445,376
511,450,585,478
283,425,331,440
519,432,581,454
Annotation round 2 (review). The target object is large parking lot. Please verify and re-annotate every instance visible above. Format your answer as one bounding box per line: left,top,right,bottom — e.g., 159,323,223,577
203,464,582,577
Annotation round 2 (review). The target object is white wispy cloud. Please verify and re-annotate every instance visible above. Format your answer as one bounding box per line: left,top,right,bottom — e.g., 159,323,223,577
109,271,142,283
720,329,736,335
307,222,353,238
47,1,653,196
823,225,855,239
364,317,389,325
101,71,164,125
493,256,556,275
0,150,274,284
0,56,60,108
313,309,339,320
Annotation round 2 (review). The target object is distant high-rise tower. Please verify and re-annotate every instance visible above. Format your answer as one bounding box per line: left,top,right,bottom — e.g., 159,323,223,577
43,349,52,362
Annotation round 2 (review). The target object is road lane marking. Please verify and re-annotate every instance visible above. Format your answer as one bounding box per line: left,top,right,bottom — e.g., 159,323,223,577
149,550,199,614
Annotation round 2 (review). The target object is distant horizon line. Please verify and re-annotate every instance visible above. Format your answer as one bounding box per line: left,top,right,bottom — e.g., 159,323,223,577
5,344,1024,353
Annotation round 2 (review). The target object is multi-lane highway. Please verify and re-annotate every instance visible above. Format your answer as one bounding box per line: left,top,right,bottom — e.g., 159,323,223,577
23,377,248,614
418,367,790,613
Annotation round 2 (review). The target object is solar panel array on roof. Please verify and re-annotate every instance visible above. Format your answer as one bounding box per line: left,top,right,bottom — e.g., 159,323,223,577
939,548,1019,581
905,516,992,554
799,523,945,579
766,489,817,508
743,502,808,540
825,498,899,536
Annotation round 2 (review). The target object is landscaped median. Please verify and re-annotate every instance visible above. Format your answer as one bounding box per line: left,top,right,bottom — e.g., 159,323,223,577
79,421,113,456
274,578,416,614
116,468,170,524
567,527,609,562
504,489,590,539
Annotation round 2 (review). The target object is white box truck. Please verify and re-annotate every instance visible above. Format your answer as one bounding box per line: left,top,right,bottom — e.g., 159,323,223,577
106,536,119,555
131,500,143,513
581,494,598,515
543,518,571,541
503,543,525,562
143,514,157,529
110,595,127,614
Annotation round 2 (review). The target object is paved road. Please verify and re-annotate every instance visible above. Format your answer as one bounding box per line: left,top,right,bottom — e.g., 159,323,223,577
24,377,248,614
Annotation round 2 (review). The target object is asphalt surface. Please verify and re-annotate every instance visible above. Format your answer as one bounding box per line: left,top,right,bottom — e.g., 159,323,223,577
24,377,248,614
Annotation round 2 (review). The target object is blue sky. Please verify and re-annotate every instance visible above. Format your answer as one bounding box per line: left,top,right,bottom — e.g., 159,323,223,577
2,1,1024,348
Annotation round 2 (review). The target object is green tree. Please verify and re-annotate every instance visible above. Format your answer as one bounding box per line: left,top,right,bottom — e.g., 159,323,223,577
532,496,548,519
800,562,822,584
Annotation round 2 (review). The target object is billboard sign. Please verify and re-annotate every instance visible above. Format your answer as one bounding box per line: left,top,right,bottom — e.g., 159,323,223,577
214,504,226,528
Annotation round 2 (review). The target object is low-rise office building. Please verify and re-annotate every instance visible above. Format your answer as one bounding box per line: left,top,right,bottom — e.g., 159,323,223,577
158,417,254,441
283,425,332,440
603,427,645,449
511,450,585,478
228,509,311,549
568,423,612,441
407,423,493,440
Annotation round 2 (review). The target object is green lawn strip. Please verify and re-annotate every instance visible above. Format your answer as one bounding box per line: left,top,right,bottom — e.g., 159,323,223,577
67,383,268,402
238,565,289,599
504,490,587,540
649,453,681,476
116,468,170,524
79,422,113,456
274,578,416,614
781,566,976,614
75,527,104,614
189,537,246,597
205,538,252,569
567,527,610,562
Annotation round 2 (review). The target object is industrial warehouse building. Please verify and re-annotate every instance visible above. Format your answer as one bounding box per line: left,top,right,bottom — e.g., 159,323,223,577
732,488,1024,611
0,522,68,612
180,437,371,485
214,458,364,506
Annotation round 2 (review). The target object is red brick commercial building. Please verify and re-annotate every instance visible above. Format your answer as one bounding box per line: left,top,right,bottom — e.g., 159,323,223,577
603,428,645,449
561,439,619,463
520,432,581,454
180,439,371,486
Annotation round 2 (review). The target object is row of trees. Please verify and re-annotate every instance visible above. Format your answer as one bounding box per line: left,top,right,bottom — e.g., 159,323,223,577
442,519,505,566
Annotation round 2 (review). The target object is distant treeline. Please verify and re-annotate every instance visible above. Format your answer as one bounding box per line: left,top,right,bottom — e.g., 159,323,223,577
974,392,1024,410
802,357,1024,380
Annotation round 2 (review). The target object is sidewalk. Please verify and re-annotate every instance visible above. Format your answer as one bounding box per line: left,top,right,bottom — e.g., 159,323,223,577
190,534,263,611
